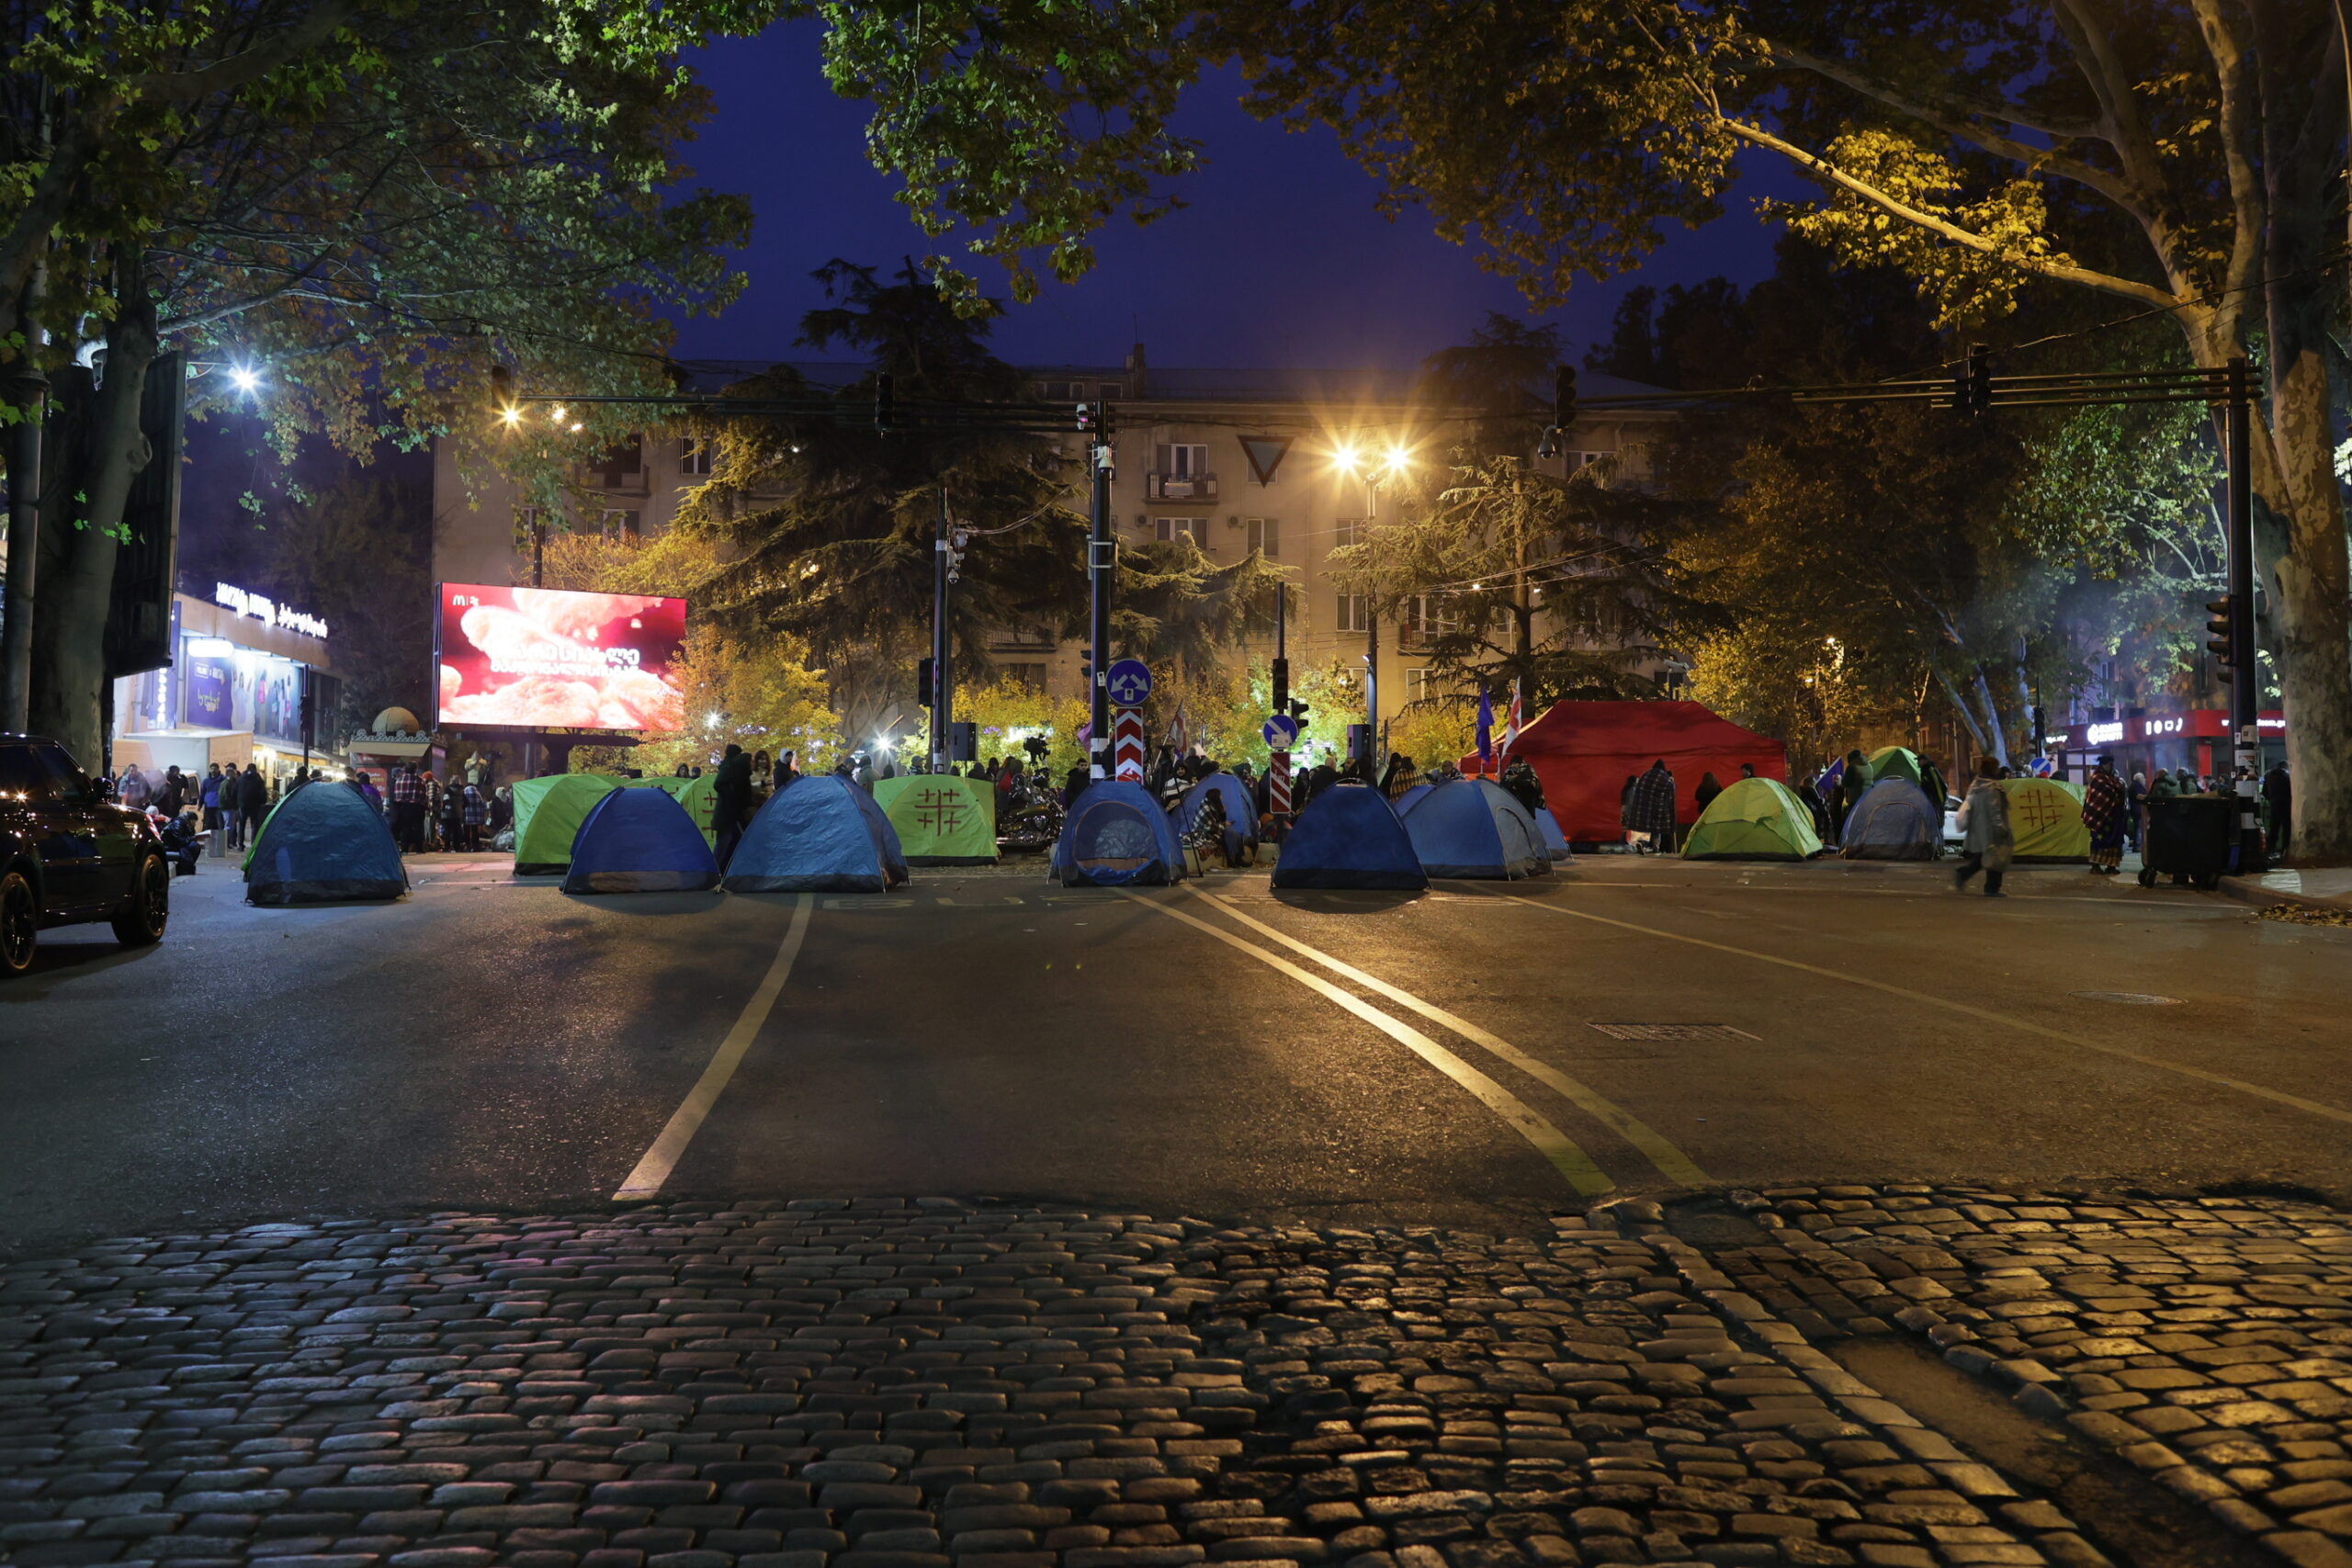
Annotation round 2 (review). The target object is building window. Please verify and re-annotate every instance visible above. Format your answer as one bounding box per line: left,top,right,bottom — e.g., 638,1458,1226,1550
679,437,714,476
1406,667,1443,704
1155,516,1209,548
588,435,643,489
1099,383,1123,399
1330,517,1364,550
1336,593,1369,634
600,508,641,539
1156,443,1208,479
1245,517,1281,558
1003,661,1046,693
1404,594,1459,646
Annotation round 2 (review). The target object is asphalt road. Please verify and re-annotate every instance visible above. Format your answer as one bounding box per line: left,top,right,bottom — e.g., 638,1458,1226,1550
3,849,2346,1258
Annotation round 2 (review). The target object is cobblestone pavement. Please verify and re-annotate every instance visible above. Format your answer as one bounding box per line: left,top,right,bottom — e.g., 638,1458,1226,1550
0,1197,2176,1568
1707,1186,2352,1568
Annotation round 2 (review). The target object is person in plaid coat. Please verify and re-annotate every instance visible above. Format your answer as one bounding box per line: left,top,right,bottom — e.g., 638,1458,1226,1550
1627,760,1679,853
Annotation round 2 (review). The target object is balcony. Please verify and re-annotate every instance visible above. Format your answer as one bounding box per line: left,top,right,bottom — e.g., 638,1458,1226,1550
1148,472,1217,501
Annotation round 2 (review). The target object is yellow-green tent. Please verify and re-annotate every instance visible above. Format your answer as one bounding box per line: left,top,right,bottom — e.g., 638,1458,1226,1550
1997,775,2089,861
511,773,619,874
874,774,999,864
1683,776,1824,861
1867,746,1923,785
624,773,718,845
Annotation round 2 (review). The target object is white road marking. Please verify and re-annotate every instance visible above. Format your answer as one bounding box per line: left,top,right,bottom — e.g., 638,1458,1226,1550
1494,892,2352,1127
1118,891,1616,1195
613,894,814,1200
1192,889,1708,1188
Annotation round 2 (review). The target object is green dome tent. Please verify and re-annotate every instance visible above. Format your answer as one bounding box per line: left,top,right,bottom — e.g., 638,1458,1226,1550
511,773,619,874
1682,776,1824,861
1865,746,1923,785
875,774,998,864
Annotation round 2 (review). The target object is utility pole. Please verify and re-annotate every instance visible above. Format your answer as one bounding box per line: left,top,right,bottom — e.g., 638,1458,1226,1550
1363,476,1379,777
1086,399,1114,778
932,485,952,772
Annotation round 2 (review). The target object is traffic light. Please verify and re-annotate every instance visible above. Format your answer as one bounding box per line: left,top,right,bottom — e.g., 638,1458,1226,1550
2206,596,2234,670
918,656,935,707
949,721,978,762
1287,698,1310,721
1955,344,1992,419
1270,655,1290,716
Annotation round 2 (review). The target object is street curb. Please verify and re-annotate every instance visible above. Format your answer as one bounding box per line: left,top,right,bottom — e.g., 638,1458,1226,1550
2215,874,2352,914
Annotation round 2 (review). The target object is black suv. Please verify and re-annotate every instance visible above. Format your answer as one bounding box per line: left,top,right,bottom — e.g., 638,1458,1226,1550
0,736,170,977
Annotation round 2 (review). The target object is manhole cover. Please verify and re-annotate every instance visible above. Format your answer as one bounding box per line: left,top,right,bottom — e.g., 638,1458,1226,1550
1589,1023,1759,1041
2069,990,2182,1005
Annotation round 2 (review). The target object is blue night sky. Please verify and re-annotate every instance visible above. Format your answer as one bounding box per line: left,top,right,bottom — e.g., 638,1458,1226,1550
670,21,1804,373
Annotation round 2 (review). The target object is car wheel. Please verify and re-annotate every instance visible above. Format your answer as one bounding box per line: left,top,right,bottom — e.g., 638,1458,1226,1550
0,870,36,977
110,854,169,948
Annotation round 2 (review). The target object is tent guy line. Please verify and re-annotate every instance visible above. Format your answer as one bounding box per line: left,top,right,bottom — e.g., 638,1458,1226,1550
1117,890,1618,1197
612,894,816,1201
1188,888,1709,1189
1481,891,2352,1128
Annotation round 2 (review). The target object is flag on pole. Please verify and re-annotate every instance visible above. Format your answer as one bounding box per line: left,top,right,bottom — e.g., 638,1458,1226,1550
1475,688,1496,773
1498,680,1524,766
1166,703,1191,759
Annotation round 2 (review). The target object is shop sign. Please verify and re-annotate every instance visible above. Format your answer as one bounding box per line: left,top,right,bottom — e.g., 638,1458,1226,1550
214,581,329,640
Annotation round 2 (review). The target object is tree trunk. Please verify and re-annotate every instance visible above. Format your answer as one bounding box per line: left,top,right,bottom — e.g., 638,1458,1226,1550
27,277,157,771
2259,343,2352,859
1969,667,2008,764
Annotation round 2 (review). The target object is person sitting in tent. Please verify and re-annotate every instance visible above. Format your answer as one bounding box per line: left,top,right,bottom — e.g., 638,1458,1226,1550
2083,757,2127,875
1626,760,1678,853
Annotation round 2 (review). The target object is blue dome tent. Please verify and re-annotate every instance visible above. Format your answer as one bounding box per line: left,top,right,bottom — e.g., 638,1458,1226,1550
1271,783,1426,890
1403,779,1551,879
1052,781,1186,886
1533,807,1575,862
563,786,721,894
724,774,908,894
1176,772,1257,863
1839,776,1939,861
244,781,408,906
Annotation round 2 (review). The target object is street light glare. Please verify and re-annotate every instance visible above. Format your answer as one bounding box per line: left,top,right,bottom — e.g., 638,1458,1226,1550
229,366,260,394
499,406,522,427
1332,442,1362,476
1382,444,1411,473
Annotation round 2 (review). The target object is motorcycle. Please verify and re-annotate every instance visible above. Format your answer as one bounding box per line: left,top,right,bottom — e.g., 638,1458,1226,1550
996,773,1065,853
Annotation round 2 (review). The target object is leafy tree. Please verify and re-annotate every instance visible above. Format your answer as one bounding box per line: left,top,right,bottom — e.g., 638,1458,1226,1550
3,0,775,767
961,677,1091,778
1191,0,2351,848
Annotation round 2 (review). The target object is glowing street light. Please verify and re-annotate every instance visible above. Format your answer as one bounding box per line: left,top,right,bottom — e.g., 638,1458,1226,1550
228,364,262,395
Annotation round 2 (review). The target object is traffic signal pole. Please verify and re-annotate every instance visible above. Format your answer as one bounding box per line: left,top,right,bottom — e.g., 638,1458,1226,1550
932,485,952,773
2225,357,2260,837
1087,400,1115,779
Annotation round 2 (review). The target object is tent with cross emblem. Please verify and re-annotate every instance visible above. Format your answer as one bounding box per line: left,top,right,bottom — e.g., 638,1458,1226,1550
874,774,999,864
1996,775,2090,862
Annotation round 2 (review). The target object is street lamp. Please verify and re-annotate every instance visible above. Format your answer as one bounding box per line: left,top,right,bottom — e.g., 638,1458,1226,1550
1330,436,1415,775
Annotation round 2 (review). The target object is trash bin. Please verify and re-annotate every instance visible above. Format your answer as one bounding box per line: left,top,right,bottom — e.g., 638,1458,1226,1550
2139,795,2233,889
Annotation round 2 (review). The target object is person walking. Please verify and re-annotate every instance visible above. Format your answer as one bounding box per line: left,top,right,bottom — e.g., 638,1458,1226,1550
2082,756,2126,874
200,765,226,855
237,761,270,848
711,743,752,868
1953,757,2014,897
2263,761,2291,859
1628,759,1679,853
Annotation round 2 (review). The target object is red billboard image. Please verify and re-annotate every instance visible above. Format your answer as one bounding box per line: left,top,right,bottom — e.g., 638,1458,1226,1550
434,583,688,732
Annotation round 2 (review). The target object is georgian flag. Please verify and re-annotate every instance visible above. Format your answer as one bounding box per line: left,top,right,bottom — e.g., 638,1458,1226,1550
1499,680,1524,765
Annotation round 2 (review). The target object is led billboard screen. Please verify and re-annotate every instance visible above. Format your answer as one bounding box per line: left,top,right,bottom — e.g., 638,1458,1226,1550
434,583,687,732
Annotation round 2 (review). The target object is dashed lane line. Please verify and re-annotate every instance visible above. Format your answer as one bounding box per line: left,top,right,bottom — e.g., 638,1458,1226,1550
1188,887,1709,1189
1489,889,2352,1128
613,894,815,1201
1116,890,1615,1196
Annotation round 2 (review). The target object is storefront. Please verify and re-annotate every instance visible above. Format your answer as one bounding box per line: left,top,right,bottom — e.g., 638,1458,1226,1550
2056,707,2285,781
111,581,343,790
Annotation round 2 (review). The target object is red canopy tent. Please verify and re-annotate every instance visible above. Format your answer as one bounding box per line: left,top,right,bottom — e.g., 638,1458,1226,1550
1472,700,1788,840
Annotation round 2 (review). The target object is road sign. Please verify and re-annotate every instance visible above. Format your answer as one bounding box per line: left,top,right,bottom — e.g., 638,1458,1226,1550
1104,658,1154,707
1262,714,1300,750
1270,750,1292,817
1113,707,1148,782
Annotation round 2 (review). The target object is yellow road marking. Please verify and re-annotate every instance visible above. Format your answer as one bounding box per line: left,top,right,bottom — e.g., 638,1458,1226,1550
614,894,814,1200
1117,890,1615,1195
1493,891,2352,1127
1191,888,1708,1187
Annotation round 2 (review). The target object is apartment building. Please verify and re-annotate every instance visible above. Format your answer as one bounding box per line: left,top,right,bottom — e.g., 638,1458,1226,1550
430,351,1675,715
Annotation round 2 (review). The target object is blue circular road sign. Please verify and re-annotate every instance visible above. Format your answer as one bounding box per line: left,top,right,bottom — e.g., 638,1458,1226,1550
1262,714,1301,749
1104,658,1154,707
